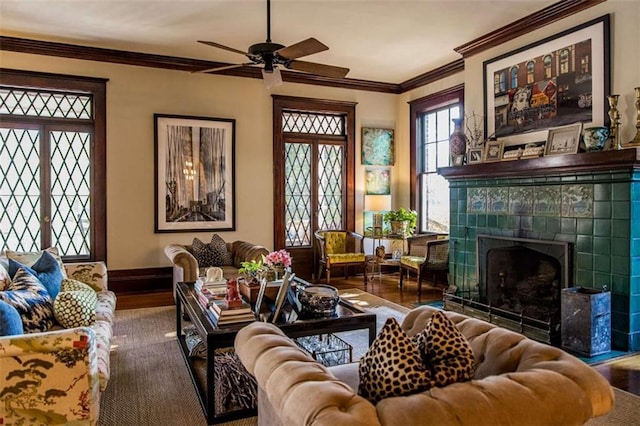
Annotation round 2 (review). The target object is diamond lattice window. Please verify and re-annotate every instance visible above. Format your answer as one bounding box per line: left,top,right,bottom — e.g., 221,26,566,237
317,145,343,230
285,143,312,246
0,84,95,257
0,88,92,119
282,112,344,135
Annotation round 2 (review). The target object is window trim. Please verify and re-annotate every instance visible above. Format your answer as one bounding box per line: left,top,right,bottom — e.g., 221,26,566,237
409,84,464,223
0,68,107,262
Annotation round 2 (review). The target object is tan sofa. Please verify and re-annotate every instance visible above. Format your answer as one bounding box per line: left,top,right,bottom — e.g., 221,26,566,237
235,305,614,426
164,240,269,297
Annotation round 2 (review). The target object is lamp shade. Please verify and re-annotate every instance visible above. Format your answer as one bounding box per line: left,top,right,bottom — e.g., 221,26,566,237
364,195,389,212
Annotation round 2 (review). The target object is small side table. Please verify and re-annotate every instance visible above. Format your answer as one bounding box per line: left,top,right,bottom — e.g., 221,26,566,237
366,255,401,285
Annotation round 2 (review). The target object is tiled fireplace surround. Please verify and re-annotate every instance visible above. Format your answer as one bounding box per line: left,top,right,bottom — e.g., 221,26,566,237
440,148,640,351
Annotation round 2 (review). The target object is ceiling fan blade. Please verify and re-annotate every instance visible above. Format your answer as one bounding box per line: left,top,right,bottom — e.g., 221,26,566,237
193,63,252,74
287,60,350,79
275,38,328,60
198,40,248,56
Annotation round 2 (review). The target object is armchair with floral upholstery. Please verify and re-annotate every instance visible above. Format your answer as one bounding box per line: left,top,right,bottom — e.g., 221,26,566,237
315,230,367,285
0,259,116,425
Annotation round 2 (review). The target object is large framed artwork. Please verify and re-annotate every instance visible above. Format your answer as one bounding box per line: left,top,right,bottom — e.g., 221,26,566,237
154,114,235,232
361,127,394,165
484,14,610,146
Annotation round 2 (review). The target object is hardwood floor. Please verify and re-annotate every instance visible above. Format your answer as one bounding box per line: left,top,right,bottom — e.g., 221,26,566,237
114,271,639,397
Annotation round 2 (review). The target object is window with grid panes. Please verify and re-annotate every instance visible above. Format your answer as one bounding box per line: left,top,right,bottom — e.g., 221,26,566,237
0,70,106,260
411,88,463,234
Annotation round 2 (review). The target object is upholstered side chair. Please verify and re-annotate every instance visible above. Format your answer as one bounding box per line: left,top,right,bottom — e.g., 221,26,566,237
399,234,449,296
315,230,367,285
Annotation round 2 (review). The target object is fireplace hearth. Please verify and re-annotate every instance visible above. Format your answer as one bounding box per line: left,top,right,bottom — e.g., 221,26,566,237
444,235,571,344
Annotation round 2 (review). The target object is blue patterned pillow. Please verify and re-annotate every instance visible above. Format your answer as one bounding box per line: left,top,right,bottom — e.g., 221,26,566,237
8,250,63,299
0,299,24,336
0,268,54,333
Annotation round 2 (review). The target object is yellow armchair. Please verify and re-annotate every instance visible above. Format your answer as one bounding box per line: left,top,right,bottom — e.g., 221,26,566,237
315,230,367,285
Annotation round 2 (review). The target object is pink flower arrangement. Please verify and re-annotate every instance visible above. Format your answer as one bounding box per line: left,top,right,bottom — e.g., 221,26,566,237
264,249,292,268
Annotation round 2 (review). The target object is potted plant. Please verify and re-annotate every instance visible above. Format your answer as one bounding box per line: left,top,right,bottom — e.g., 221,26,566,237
383,208,417,236
238,259,265,285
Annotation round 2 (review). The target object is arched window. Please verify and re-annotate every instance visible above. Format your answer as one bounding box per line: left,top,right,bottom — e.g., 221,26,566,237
543,55,553,79
560,49,570,74
510,67,518,89
526,61,535,84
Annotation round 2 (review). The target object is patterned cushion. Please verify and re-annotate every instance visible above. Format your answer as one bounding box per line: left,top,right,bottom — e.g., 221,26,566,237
8,250,64,299
209,234,233,266
5,247,68,279
192,235,232,267
0,299,24,336
54,279,98,328
358,317,431,404
412,311,475,388
0,268,55,333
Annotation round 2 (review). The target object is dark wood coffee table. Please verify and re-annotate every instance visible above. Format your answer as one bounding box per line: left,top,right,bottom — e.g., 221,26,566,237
176,280,376,425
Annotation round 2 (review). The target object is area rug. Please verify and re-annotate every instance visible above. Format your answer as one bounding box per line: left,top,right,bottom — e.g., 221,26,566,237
99,306,254,426
100,304,638,425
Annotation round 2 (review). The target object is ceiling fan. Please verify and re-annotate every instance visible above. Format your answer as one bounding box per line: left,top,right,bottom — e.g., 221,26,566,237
195,0,349,86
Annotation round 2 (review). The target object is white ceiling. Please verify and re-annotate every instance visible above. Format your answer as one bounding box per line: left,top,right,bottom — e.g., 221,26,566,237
0,0,556,83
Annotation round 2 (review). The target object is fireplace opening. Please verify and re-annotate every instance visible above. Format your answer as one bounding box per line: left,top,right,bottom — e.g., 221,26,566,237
444,235,572,344
486,245,561,324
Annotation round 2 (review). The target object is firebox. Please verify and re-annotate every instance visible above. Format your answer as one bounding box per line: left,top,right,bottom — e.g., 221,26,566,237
444,235,572,344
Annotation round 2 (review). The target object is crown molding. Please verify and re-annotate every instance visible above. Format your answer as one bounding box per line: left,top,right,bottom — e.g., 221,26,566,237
399,59,465,93
0,36,399,94
454,0,607,58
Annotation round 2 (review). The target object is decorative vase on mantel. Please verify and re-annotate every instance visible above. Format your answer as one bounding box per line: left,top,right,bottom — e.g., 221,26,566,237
449,118,467,164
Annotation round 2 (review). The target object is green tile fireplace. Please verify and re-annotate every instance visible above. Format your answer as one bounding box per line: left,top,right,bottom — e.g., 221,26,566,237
439,148,640,351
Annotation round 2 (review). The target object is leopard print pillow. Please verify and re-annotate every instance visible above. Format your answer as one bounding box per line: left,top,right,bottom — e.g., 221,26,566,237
358,317,431,404
412,310,475,388
209,234,232,266
192,237,215,267
192,235,232,267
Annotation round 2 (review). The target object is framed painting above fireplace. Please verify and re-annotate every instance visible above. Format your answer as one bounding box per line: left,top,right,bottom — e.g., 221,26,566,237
483,14,610,147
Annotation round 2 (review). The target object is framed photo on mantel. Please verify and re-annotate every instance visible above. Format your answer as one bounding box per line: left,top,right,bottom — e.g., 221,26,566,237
154,114,236,233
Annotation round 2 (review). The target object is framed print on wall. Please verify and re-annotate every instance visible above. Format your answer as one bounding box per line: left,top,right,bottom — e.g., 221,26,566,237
154,114,235,232
362,127,394,165
364,167,391,195
484,14,610,146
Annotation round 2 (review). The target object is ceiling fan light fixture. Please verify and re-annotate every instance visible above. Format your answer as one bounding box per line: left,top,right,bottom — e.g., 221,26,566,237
262,67,282,89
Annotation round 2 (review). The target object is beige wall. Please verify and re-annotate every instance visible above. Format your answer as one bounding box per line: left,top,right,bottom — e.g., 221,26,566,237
0,51,397,270
1,0,637,271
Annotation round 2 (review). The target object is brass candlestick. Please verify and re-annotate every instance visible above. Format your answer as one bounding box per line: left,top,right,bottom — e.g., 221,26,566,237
628,87,640,146
608,94,622,150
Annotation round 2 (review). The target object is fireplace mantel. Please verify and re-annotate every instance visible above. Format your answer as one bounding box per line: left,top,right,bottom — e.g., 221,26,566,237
439,148,640,180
